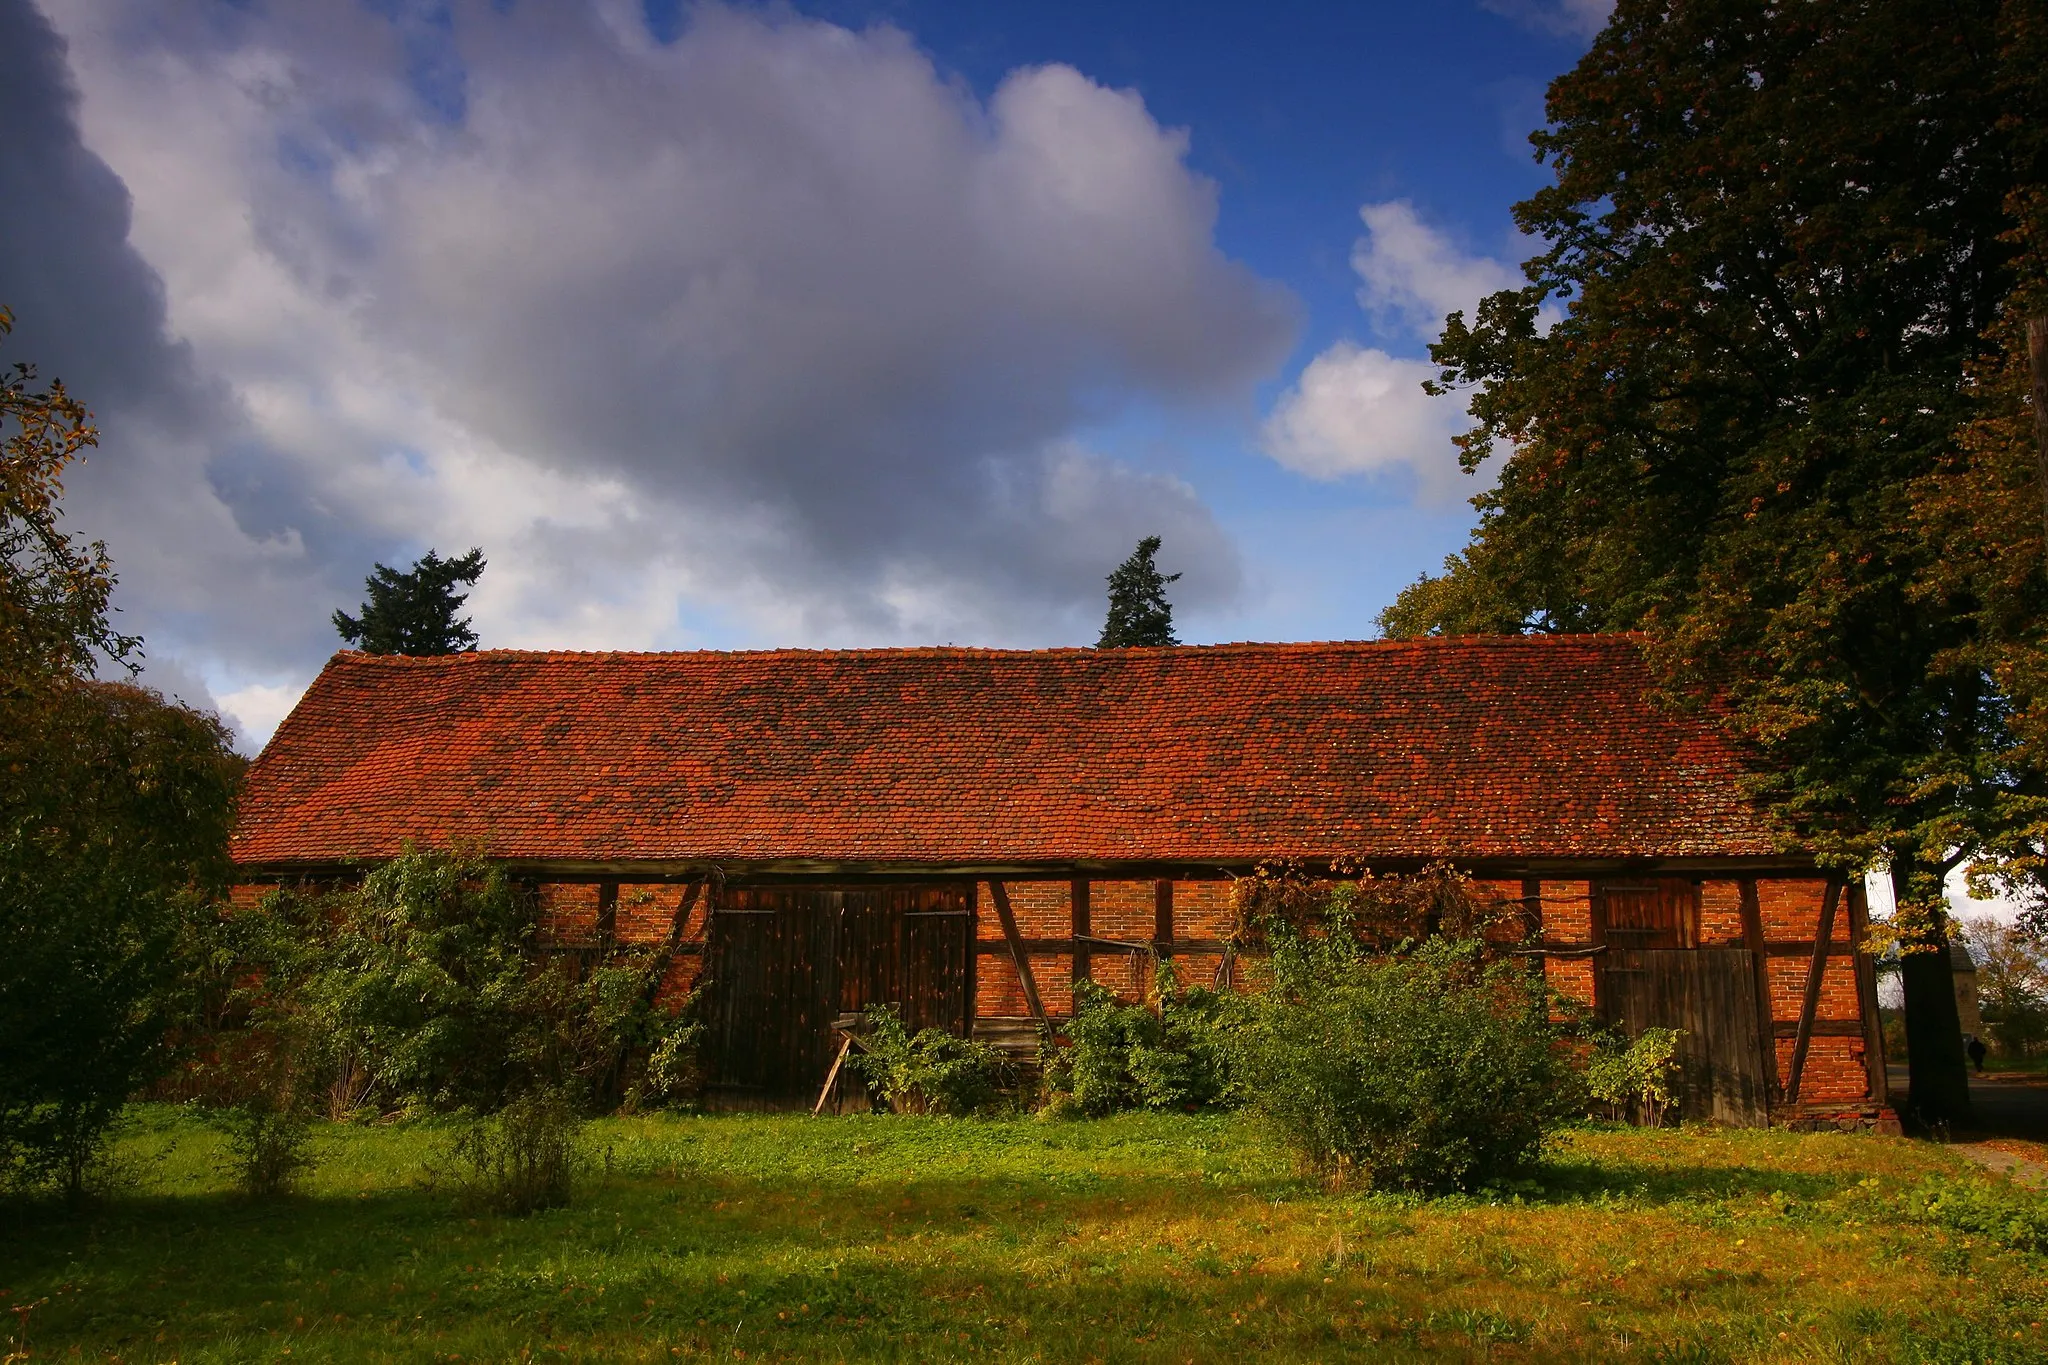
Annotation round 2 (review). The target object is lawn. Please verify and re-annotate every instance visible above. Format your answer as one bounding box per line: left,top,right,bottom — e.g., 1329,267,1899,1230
5,1108,2047,1363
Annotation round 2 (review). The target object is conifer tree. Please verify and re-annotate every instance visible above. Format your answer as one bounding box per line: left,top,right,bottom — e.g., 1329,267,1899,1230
1097,536,1180,648
333,548,486,655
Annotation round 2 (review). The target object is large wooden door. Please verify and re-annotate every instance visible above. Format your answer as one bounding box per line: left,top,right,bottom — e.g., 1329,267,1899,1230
1602,948,1773,1126
703,884,972,1105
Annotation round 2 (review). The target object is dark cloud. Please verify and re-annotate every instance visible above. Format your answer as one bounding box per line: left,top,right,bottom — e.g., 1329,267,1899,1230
13,1,1296,742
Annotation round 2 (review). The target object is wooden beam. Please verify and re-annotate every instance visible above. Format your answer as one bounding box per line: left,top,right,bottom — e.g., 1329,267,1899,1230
1071,878,1092,986
596,880,618,946
1773,1019,1865,1038
1845,879,1889,1108
1589,881,1609,1017
1739,877,1779,1107
987,880,1048,1030
1154,880,1173,951
1520,876,1542,942
1784,878,1843,1104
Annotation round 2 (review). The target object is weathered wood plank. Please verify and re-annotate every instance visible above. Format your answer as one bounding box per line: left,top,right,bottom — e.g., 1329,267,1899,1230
1738,877,1779,1107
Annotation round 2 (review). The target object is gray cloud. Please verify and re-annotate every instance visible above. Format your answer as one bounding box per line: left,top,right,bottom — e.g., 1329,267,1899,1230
13,0,1294,745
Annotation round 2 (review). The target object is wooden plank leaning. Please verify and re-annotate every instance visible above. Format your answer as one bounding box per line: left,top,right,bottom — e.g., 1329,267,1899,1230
1784,878,1843,1105
987,880,1049,1031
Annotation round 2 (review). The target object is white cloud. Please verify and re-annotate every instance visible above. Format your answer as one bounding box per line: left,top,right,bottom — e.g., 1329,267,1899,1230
8,0,1294,747
1259,344,1471,502
1352,200,1523,344
1260,200,1525,499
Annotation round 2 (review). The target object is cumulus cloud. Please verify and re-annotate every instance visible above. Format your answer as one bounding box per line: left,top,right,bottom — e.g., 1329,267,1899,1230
1260,344,1468,501
1351,201,1523,343
1260,200,1521,500
1480,0,1613,41
7,0,1294,745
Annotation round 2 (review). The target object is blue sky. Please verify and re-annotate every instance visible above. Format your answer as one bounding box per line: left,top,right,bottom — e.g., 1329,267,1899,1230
3,0,1609,744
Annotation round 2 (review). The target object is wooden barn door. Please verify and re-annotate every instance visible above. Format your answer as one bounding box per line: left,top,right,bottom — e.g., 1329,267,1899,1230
1602,948,1772,1126
703,887,843,1105
703,884,972,1106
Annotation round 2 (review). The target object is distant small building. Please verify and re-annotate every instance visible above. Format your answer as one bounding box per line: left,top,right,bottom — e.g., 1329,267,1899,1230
1951,940,1984,1038
230,635,1893,1130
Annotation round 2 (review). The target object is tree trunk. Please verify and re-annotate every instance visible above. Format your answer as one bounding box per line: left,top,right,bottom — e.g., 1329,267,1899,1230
1896,860,1974,1128
2028,315,2048,549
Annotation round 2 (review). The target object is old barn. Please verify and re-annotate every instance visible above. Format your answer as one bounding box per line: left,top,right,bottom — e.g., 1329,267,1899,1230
230,635,1892,1130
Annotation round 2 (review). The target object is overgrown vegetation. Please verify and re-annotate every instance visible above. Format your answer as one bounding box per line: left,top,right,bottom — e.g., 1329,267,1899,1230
196,847,704,1128
1586,1027,1685,1128
850,1005,1013,1115
444,1088,581,1215
0,308,243,1199
1209,863,1581,1192
6,1109,2045,1363
1039,967,1234,1118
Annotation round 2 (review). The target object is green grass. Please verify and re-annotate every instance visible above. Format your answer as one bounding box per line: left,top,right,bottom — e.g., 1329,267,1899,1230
5,1108,2048,1362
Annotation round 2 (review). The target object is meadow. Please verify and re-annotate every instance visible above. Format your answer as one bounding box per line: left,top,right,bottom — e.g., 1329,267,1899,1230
5,1108,2047,1363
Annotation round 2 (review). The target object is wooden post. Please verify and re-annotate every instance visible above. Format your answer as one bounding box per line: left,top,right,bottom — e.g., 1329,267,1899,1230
1785,879,1843,1105
1153,880,1174,993
1519,876,1542,943
596,880,618,946
987,881,1048,1029
1071,878,1092,988
1739,878,1779,1107
1845,879,1889,1109
1588,881,1609,1017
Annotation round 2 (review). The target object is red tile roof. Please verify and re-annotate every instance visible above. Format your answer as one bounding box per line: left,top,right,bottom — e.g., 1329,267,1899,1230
230,636,1787,869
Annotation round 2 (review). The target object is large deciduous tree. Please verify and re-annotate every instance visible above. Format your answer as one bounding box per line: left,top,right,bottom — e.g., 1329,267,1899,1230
333,547,487,655
1,308,240,1195
1380,0,2045,1123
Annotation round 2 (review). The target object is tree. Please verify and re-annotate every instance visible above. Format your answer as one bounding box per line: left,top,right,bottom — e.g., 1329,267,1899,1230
1380,0,2045,1124
333,547,486,655
1097,536,1179,648
1957,917,2048,1058
0,308,240,1195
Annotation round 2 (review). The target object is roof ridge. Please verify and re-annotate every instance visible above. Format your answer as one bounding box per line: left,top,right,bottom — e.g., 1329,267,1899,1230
327,634,1647,666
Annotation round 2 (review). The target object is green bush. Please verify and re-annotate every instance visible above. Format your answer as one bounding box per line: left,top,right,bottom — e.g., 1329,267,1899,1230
448,1088,581,1215
1585,1027,1684,1126
215,847,699,1118
1039,966,1234,1117
216,1096,317,1198
1226,931,1577,1192
850,1006,1012,1115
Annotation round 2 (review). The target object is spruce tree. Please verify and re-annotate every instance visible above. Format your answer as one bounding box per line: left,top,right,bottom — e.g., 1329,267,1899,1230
333,548,487,655
1098,536,1180,648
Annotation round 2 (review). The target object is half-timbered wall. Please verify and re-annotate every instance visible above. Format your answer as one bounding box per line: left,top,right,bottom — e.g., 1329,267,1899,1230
233,866,1887,1127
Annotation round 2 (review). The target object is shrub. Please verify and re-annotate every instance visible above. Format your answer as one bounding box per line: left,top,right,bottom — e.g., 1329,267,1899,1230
851,1006,1012,1115
1039,965,1234,1117
1585,1027,1684,1126
1226,931,1577,1192
217,1096,317,1198
215,846,698,1118
448,1088,580,1215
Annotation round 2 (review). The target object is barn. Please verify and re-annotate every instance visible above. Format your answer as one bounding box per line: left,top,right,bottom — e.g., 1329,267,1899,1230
229,635,1893,1130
